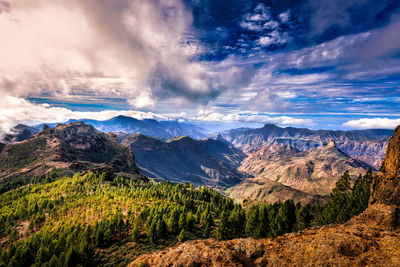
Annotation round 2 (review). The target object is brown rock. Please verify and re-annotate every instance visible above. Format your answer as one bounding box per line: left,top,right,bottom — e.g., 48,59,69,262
370,126,400,206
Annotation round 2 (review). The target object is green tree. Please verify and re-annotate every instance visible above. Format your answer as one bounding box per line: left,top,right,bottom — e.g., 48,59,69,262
216,211,229,240
323,171,352,224
245,205,259,237
178,229,187,242
132,224,140,242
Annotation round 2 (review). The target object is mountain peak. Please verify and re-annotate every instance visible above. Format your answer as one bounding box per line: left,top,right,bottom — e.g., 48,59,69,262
326,139,336,148
262,123,279,129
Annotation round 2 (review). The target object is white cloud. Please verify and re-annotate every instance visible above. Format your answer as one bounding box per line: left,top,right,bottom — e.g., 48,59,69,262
263,20,279,30
258,30,290,46
0,95,314,134
343,118,400,129
178,109,313,126
0,0,219,110
279,10,290,23
246,4,271,21
0,96,167,132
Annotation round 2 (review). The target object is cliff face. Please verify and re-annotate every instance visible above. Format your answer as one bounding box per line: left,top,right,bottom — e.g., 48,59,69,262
218,124,391,169
370,126,400,206
130,126,400,267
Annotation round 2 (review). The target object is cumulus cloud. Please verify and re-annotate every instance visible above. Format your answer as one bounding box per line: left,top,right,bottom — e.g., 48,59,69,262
343,118,400,129
0,96,167,132
279,10,290,23
183,110,313,126
0,95,314,134
258,30,290,46
0,0,223,110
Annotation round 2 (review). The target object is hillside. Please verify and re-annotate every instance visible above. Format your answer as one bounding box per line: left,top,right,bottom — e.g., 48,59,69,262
0,122,140,192
123,134,248,189
228,140,370,203
128,125,400,266
217,124,392,169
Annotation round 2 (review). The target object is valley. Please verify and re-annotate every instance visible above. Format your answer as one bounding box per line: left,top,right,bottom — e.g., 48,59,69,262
1,118,392,203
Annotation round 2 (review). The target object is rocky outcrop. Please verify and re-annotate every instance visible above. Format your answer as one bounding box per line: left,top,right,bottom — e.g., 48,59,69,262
130,126,400,267
370,126,400,206
0,122,141,186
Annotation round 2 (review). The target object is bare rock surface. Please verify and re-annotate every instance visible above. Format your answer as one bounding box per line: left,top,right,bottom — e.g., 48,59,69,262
228,141,369,203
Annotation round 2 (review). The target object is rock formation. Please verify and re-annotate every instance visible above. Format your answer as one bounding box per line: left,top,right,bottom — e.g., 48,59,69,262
0,122,142,190
130,126,400,267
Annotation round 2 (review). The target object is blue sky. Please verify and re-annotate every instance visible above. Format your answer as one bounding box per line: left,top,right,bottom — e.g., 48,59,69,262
0,0,400,131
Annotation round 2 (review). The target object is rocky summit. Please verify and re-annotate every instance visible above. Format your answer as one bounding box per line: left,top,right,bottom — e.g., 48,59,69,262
130,126,400,267
0,122,141,190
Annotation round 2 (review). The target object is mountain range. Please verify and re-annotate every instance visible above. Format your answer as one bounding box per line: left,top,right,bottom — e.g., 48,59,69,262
52,115,207,139
0,118,394,203
123,134,248,189
217,124,392,169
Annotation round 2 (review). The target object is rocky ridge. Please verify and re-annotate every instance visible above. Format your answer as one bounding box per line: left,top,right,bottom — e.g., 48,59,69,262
130,126,400,267
228,140,370,203
0,122,141,186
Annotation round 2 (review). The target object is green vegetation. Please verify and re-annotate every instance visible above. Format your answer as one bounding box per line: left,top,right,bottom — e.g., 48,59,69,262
0,138,48,171
0,170,374,266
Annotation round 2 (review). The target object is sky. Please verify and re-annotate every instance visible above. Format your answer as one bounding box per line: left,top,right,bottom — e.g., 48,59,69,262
1,0,400,132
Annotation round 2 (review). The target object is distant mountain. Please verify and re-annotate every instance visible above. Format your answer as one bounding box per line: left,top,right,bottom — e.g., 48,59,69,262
217,124,393,169
123,134,248,189
227,140,370,203
60,115,208,139
0,124,40,143
0,122,141,191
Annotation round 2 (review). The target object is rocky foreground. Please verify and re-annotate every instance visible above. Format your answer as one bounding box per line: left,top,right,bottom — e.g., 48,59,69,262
130,126,400,267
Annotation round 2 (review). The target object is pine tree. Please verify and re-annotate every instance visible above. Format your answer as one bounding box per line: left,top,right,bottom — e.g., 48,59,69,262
156,218,167,240
178,229,187,242
245,205,259,237
132,224,140,242
216,211,229,240
276,200,296,234
323,171,352,224
178,212,186,231
256,204,269,238
148,219,158,244
186,211,195,232
294,204,313,231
